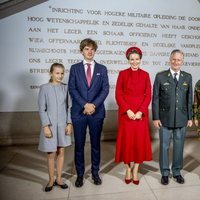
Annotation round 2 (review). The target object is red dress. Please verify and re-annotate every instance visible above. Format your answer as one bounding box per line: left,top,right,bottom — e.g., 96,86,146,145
115,68,152,164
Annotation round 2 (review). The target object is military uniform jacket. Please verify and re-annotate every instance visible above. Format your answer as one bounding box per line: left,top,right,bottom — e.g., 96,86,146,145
194,80,200,120
152,69,193,128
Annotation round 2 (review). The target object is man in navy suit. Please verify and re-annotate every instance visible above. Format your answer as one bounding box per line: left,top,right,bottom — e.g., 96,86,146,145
68,38,109,187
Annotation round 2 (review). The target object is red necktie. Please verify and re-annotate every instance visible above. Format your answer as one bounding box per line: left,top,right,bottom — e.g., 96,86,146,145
86,63,91,87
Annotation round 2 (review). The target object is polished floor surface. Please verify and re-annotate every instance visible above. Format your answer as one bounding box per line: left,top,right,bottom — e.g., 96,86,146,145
0,138,200,200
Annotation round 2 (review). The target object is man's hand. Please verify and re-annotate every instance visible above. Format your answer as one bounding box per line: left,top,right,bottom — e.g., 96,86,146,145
83,103,96,115
153,120,162,128
187,120,193,127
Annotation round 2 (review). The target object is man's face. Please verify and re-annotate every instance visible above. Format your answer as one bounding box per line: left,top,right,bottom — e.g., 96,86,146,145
81,45,96,62
170,52,184,72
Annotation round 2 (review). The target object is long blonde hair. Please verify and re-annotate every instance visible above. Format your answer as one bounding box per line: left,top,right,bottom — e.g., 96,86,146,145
49,63,65,82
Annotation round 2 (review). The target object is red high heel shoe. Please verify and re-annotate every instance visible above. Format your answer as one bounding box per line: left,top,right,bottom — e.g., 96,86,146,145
133,179,139,185
132,168,139,185
125,178,132,184
125,168,132,184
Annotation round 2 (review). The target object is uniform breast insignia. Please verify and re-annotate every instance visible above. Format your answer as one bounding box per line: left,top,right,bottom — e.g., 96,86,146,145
183,82,188,86
163,82,170,85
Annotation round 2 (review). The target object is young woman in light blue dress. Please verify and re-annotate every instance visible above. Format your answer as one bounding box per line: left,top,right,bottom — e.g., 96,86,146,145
38,63,72,192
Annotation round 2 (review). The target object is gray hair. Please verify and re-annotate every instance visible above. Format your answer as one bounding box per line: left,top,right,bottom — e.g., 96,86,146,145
170,49,184,58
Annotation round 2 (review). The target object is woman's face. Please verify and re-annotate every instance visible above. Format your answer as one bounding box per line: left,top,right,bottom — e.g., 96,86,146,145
129,53,141,70
51,67,64,83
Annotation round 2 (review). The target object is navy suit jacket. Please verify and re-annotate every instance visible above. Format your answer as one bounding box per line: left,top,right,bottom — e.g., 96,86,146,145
68,61,109,119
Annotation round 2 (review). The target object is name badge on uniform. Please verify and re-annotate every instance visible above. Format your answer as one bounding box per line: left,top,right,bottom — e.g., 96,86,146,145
96,73,101,75
163,82,170,85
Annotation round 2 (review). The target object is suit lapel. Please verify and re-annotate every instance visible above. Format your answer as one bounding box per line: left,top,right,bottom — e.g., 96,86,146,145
79,62,88,87
90,62,98,87
80,61,100,89
167,69,175,85
177,71,184,87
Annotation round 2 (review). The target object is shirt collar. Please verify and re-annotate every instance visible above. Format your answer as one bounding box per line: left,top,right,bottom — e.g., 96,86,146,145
170,68,180,76
83,60,94,66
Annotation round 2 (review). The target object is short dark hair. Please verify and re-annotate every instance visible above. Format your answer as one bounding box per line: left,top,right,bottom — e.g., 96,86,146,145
80,38,98,51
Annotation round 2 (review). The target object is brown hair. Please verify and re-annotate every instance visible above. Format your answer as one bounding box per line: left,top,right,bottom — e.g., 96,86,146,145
127,50,142,60
126,46,142,60
49,63,65,82
79,38,98,52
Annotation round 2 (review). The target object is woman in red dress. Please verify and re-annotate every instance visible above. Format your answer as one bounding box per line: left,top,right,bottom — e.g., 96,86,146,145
115,47,152,185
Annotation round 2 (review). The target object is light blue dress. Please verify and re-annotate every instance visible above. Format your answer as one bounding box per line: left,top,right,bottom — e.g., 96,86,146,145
38,82,72,152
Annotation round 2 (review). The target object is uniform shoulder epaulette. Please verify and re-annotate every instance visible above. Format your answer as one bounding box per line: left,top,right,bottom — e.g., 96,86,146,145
157,70,166,75
159,69,166,73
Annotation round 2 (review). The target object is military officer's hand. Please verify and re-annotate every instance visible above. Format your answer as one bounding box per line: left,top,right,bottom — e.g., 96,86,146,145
187,120,193,127
153,120,162,128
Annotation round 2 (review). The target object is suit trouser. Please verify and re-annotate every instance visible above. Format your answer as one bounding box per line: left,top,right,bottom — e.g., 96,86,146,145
159,126,186,176
72,116,104,177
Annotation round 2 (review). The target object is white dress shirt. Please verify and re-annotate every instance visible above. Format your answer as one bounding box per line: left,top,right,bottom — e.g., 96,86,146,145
170,68,180,81
83,60,95,77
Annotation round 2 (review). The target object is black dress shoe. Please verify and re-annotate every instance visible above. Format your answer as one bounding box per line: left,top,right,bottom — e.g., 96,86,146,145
45,183,54,192
75,176,83,187
92,175,102,185
173,175,184,184
161,176,169,185
54,180,68,189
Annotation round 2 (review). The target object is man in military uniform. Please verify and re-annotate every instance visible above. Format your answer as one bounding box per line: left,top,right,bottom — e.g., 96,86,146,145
194,80,200,137
152,49,193,185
